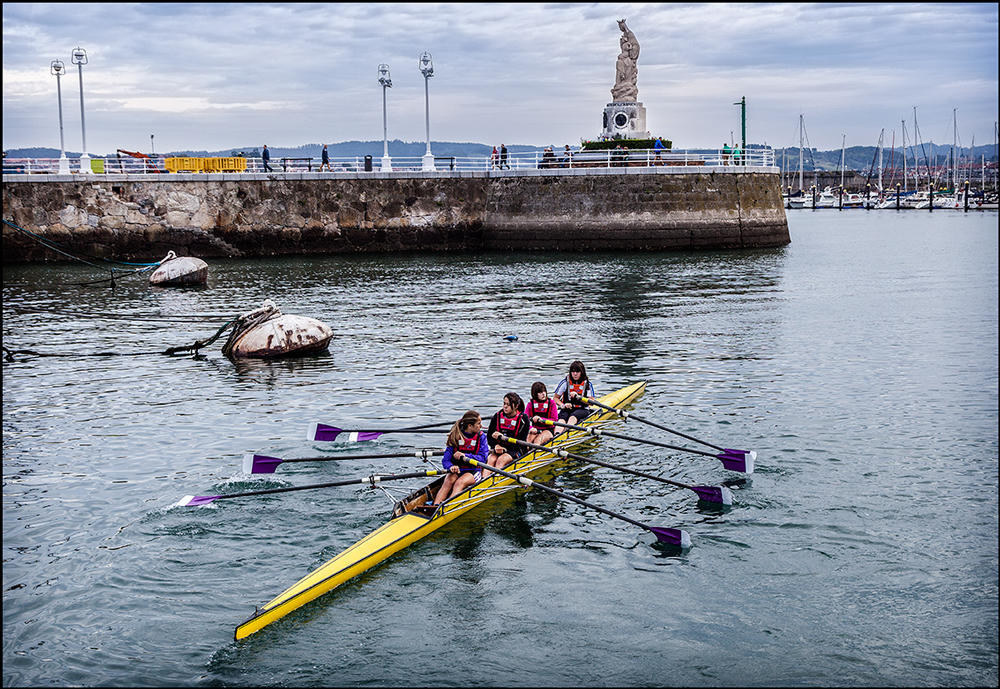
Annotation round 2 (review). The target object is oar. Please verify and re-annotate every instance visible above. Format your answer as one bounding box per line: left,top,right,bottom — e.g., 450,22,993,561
574,395,756,473
460,457,691,547
307,420,451,442
534,417,754,474
244,449,445,474
499,434,732,505
176,470,446,507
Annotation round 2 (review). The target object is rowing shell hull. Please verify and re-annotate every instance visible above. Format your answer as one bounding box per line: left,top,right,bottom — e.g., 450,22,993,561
235,381,646,640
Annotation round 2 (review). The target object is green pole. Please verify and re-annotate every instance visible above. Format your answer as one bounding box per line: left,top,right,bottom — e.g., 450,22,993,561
733,96,746,161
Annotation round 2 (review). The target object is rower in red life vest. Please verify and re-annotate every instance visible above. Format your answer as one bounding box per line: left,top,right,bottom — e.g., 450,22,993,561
526,381,558,446
482,392,530,479
430,410,488,506
553,360,597,430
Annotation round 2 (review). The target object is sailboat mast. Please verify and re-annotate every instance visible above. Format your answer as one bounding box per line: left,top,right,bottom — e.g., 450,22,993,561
902,119,908,192
840,134,846,190
878,128,884,193
952,108,957,190
798,114,804,192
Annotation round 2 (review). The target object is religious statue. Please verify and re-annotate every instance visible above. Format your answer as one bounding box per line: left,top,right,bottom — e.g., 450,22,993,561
611,19,639,102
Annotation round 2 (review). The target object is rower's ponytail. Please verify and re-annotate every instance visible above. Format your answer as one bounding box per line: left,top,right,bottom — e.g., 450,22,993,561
447,410,481,448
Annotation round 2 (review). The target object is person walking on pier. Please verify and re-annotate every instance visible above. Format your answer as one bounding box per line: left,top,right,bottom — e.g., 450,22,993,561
653,136,666,165
732,144,742,166
500,144,509,169
490,146,499,169
262,144,273,172
319,144,330,172
722,142,731,165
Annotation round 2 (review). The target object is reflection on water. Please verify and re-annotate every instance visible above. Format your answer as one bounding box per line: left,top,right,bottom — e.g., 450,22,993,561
2,212,997,687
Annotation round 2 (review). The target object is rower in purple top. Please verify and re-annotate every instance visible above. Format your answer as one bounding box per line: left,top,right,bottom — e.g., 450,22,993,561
553,360,596,431
430,410,488,506
482,392,530,480
525,381,558,446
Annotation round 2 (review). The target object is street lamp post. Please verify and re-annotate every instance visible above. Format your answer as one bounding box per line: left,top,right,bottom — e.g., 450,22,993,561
71,47,90,173
50,60,71,174
419,52,435,171
150,134,155,155
733,95,746,163
378,64,392,172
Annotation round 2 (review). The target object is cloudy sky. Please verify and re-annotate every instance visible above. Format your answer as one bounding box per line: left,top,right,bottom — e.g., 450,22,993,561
3,2,997,155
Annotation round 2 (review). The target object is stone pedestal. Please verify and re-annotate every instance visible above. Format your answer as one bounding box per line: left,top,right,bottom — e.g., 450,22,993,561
601,102,649,140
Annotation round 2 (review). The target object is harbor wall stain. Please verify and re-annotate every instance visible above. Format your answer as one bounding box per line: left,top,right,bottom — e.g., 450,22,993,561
2,173,789,262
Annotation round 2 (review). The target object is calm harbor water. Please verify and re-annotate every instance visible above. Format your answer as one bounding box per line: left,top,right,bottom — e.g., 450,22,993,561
3,210,997,687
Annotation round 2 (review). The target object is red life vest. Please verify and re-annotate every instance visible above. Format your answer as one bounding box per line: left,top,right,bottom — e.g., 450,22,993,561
457,432,481,455
529,397,552,418
496,411,525,436
564,377,588,406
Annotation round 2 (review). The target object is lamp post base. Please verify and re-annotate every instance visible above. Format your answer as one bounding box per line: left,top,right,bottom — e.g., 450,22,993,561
422,152,435,171
58,155,71,175
380,155,393,172
78,153,92,174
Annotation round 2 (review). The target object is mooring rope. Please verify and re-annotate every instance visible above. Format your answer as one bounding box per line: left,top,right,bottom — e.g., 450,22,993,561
3,302,284,362
2,218,161,267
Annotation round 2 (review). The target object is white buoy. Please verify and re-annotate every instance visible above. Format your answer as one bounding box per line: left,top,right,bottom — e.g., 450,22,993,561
149,251,208,286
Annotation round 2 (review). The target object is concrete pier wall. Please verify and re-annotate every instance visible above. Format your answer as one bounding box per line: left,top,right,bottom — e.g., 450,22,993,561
2,169,789,262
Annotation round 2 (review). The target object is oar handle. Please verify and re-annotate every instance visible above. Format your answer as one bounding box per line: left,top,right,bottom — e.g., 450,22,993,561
534,417,719,458
464,457,690,546
576,396,726,452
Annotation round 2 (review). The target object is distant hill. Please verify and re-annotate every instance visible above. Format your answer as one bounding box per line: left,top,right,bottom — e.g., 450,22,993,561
5,141,997,170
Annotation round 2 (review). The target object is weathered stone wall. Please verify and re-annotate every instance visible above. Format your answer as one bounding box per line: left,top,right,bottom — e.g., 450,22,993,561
485,172,787,250
2,172,789,262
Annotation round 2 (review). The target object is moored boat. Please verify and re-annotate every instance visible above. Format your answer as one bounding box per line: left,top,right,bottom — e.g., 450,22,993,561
233,381,647,640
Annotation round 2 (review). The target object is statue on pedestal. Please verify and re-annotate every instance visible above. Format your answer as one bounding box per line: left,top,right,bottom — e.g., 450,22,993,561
611,19,639,102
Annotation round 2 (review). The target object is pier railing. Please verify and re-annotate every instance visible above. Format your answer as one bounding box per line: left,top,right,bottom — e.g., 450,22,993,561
2,147,775,176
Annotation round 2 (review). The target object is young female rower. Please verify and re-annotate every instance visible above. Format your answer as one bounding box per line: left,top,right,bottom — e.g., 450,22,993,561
482,392,530,479
430,410,488,506
553,360,597,428
525,381,558,446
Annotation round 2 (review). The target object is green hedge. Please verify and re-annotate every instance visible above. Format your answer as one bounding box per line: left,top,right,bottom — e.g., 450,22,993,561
581,138,672,151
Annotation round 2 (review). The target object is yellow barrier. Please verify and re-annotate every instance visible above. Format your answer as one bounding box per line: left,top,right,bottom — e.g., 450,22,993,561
165,157,203,173
90,158,105,173
165,157,247,173
202,157,247,173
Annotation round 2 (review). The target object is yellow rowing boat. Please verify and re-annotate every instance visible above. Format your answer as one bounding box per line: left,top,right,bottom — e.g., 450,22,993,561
235,381,646,640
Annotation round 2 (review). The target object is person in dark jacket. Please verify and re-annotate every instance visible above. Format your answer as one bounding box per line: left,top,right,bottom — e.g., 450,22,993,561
482,392,530,479
319,144,330,172
262,144,272,172
500,144,509,169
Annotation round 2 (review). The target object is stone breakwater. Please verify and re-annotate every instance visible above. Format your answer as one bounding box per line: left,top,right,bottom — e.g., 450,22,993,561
2,170,789,262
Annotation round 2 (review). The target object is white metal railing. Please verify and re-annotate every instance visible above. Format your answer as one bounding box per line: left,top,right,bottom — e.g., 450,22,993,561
2,147,775,176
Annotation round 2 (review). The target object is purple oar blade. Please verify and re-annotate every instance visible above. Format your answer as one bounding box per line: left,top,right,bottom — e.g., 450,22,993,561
649,527,692,548
691,485,734,505
718,449,756,474
308,423,342,442
176,494,219,507
244,453,282,474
